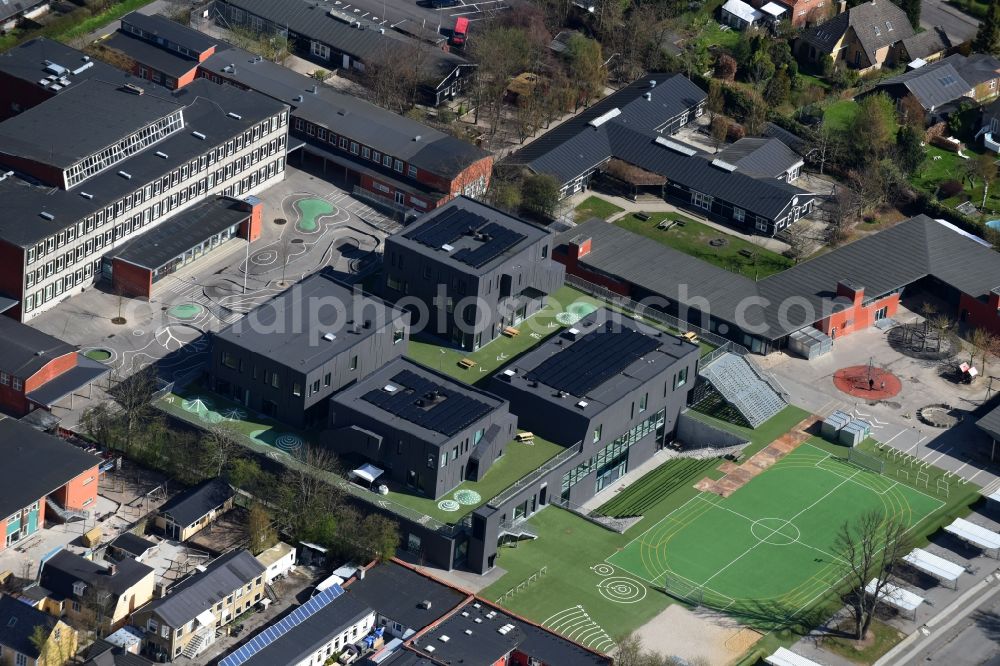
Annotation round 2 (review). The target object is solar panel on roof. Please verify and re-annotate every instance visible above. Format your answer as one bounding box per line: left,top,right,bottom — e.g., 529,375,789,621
528,323,661,396
451,223,527,268
405,207,490,249
218,585,345,666
361,370,492,436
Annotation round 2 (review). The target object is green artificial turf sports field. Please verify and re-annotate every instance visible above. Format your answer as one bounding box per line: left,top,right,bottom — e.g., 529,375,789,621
606,443,943,618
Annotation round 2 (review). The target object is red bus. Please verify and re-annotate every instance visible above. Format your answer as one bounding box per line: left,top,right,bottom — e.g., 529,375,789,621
450,17,468,47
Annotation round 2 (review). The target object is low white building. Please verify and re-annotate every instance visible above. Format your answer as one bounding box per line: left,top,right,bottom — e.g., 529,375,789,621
721,0,763,30
256,541,296,584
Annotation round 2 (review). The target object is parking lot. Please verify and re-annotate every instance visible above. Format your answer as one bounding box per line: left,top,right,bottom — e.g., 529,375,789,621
28,166,394,428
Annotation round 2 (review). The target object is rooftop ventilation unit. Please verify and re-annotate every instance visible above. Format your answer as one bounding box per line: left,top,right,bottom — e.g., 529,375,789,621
461,611,469,617
322,332,336,341
644,92,652,101
227,112,243,120
441,243,454,252
122,83,145,95
39,212,54,221
118,171,132,179
588,107,621,128
502,369,516,380
155,151,168,159
710,158,738,172
294,95,304,102
649,79,657,87
79,192,93,199
253,55,262,63
419,600,433,609
474,617,483,623
413,135,422,141
192,131,206,140
383,384,399,393
44,61,67,76
439,636,449,643
576,400,589,409
310,85,317,94
654,136,697,156
464,629,473,635
425,646,435,653
72,61,94,75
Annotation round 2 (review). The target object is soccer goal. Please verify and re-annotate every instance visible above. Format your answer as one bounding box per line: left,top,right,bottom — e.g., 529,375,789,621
847,448,885,475
661,572,704,606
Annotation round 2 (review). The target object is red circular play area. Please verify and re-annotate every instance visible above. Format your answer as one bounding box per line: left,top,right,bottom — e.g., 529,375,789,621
833,365,902,399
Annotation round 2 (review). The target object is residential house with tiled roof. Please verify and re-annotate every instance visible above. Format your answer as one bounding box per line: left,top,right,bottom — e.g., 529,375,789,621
795,0,914,71
0,594,77,666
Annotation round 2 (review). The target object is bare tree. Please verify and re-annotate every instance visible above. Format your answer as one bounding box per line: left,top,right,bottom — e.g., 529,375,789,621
929,314,952,352
710,115,728,154
204,423,242,477
970,327,998,376
832,511,911,641
110,366,158,457
248,503,278,556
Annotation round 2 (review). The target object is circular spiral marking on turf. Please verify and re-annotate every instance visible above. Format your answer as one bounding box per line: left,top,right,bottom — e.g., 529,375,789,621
597,577,647,604
437,500,461,512
453,489,482,506
274,434,304,452
591,564,615,577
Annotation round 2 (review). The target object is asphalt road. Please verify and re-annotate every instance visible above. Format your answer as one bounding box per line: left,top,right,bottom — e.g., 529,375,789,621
920,0,980,45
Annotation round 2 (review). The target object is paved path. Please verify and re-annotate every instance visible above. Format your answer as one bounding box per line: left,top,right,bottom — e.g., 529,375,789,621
920,0,980,45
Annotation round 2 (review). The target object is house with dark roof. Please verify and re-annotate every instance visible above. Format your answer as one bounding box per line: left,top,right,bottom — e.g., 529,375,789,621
327,357,518,500
37,550,155,634
556,215,1000,354
411,597,611,665
895,27,953,65
132,549,266,662
795,0,914,71
0,315,108,417
382,197,564,351
508,74,816,236
871,54,1000,119
343,561,467,640
0,1,49,34
0,419,101,553
107,532,158,563
0,593,78,666
102,14,493,214
218,586,376,666
210,270,410,427
717,137,805,182
211,0,474,106
154,477,234,542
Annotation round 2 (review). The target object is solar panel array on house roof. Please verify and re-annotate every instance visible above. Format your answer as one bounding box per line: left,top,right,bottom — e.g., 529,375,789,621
362,369,492,436
403,206,526,268
219,585,346,666
528,323,661,396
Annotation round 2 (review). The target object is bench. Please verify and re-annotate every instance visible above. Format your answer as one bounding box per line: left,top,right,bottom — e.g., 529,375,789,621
458,358,477,369
739,248,754,258
657,220,671,230
503,326,520,337
634,212,651,221
515,432,535,444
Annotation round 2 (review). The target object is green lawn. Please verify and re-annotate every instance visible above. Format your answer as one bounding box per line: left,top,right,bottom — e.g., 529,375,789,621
0,0,156,52
823,100,858,133
911,146,1000,215
574,195,624,222
481,507,676,651
796,71,831,90
687,405,811,457
615,213,793,279
821,618,906,663
405,285,715,384
381,435,566,524
606,442,943,621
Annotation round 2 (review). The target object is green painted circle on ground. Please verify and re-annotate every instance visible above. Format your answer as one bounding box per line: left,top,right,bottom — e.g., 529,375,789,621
168,303,205,320
294,197,335,232
84,349,112,362
566,301,598,318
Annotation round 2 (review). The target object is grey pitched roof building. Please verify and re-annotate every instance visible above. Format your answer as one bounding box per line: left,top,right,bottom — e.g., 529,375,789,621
874,54,1000,110
40,550,154,602
509,73,814,234
558,215,1000,346
798,0,913,66
0,594,60,661
899,27,952,62
717,137,804,180
0,419,100,518
144,550,265,628
157,477,234,528
343,562,466,636
0,315,77,377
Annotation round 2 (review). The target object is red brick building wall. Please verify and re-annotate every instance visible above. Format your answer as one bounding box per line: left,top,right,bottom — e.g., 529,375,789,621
240,200,263,241
111,259,153,300
960,292,1000,337
24,352,78,394
51,465,100,511
0,74,56,120
553,238,632,296
815,282,900,340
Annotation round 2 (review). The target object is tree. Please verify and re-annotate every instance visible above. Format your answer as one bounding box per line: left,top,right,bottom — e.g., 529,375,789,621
929,314,952,352
848,93,897,167
204,424,242,477
487,173,523,213
895,0,920,29
894,126,925,176
29,623,74,666
714,54,737,82
969,327,997,375
565,34,605,107
365,41,430,113
227,25,291,62
897,94,926,131
707,80,725,120
833,511,911,640
966,153,998,208
784,222,812,263
828,185,862,245
280,446,344,536
248,503,278,556
356,514,400,562
710,115,728,153
747,49,776,87
973,0,1000,57
764,67,791,106
520,173,561,220
614,632,683,666
110,366,157,457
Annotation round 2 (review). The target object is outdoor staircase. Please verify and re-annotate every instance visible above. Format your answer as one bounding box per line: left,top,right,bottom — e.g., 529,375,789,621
265,583,279,603
181,633,207,659
45,495,88,523
499,519,538,542
698,353,786,428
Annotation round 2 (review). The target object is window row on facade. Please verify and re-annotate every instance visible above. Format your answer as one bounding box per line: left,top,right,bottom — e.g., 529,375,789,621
293,116,419,181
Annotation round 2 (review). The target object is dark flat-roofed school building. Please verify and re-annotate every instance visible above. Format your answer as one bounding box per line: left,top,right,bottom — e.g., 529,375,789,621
0,39,289,322
326,357,518,500
382,197,565,351
209,270,411,428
